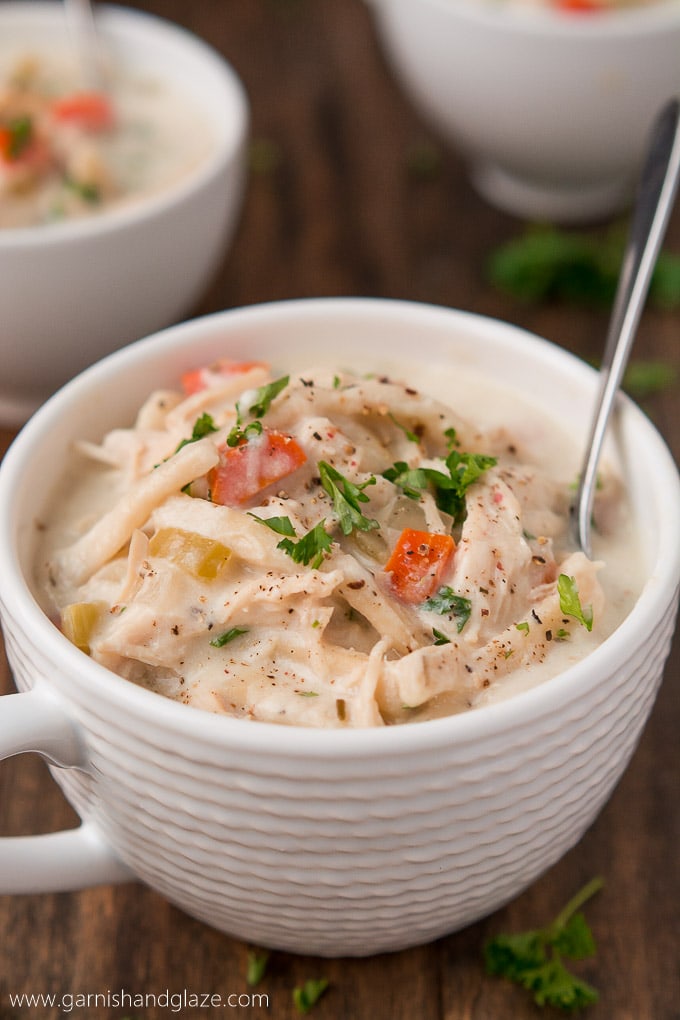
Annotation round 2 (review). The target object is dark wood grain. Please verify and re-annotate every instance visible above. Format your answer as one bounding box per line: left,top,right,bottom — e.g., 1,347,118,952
1,2,679,1018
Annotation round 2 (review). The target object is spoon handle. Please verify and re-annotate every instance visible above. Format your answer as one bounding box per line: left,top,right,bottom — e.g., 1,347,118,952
574,98,680,557
64,0,106,91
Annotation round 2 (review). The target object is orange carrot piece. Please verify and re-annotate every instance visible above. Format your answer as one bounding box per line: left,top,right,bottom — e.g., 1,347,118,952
385,528,455,605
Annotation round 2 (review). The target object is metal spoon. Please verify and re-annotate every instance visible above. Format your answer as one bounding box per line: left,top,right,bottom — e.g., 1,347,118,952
572,97,680,557
64,0,107,91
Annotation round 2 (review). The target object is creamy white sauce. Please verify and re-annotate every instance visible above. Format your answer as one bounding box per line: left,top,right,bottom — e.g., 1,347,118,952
35,356,644,726
0,49,214,228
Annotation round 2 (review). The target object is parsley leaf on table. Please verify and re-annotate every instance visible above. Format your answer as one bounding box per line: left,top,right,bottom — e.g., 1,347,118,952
488,224,680,308
292,977,329,1014
484,876,603,1011
622,360,678,400
246,948,270,986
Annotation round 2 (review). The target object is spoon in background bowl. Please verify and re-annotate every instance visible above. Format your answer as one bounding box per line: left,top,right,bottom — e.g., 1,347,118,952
572,97,680,557
63,0,108,90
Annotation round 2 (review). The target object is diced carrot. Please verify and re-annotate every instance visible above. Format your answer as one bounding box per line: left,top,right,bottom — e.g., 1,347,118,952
385,528,455,605
51,92,115,131
0,127,11,160
209,429,307,507
181,359,270,395
553,0,603,11
0,116,44,165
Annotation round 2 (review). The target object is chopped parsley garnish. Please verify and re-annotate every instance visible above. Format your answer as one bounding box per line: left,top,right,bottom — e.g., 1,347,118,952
238,375,289,422
174,412,219,454
65,175,101,204
246,949,270,986
444,427,459,449
389,413,420,443
277,519,333,569
380,462,428,501
432,628,450,646
557,574,593,632
515,621,530,634
209,626,249,648
318,461,379,535
226,420,263,447
484,877,603,1011
383,448,497,524
423,586,472,632
248,513,296,536
292,978,329,1014
250,513,330,565
3,115,33,160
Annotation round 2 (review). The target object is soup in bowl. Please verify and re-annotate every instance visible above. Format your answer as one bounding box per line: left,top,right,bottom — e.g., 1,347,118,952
0,2,249,425
0,298,678,956
366,0,680,221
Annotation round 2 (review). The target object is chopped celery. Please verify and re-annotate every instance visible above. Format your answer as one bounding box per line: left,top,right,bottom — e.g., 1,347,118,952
61,601,105,654
148,527,232,580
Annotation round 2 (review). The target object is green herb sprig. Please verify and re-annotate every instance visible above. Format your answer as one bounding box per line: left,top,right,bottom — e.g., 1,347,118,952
422,586,472,632
249,514,333,568
237,375,289,423
488,224,680,309
4,115,33,159
293,978,329,1014
248,513,296,536
246,948,270,986
383,448,496,524
226,420,263,447
277,520,333,569
209,626,249,648
174,412,219,454
484,877,603,1011
318,461,379,535
557,574,593,632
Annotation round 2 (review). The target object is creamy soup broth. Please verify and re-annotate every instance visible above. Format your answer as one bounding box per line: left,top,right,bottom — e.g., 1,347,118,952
35,352,644,728
0,49,214,228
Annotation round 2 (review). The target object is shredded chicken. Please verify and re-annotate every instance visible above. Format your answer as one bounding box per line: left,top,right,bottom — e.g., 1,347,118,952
39,359,630,728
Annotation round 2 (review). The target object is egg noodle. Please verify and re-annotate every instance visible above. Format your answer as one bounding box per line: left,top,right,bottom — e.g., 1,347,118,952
39,357,634,728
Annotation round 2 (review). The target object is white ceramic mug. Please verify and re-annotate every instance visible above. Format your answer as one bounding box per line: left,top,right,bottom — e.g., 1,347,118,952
1,299,678,955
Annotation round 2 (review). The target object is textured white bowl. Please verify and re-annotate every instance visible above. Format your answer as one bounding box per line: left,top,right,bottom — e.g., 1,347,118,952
367,0,680,221
0,298,678,957
0,2,249,426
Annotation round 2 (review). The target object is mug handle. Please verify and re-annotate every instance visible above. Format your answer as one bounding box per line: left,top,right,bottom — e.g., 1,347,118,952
0,688,133,892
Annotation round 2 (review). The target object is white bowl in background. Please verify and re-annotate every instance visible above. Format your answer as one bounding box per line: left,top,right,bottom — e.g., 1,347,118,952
0,298,678,956
366,0,680,221
0,2,249,426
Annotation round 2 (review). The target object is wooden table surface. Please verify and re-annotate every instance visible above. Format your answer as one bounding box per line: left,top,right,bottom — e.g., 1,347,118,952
1,2,679,1018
